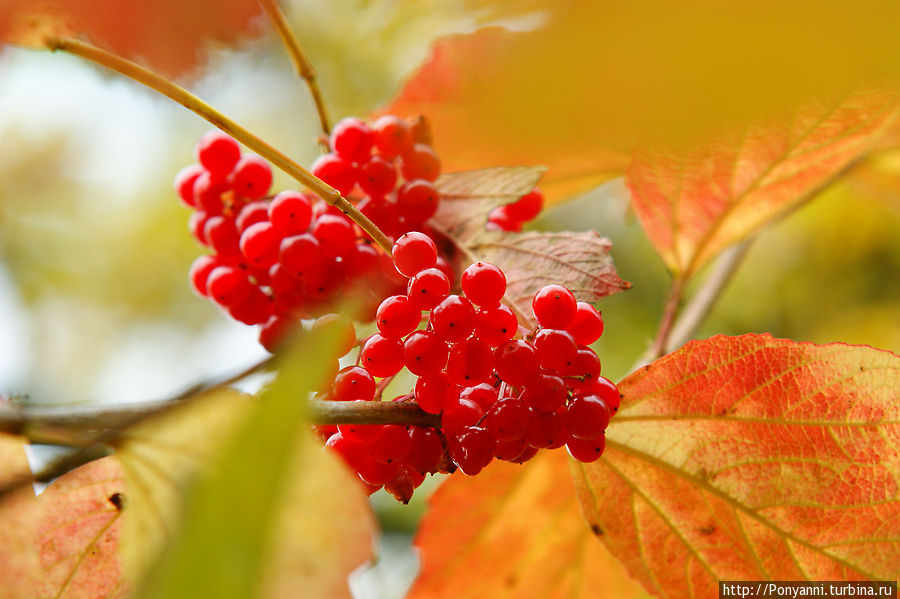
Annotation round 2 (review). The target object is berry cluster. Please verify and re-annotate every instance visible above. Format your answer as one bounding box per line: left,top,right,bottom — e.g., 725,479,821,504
175,118,454,350
319,233,619,502
487,188,544,232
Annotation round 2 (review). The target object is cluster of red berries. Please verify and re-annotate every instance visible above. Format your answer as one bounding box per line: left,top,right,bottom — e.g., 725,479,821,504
319,232,619,502
174,118,455,349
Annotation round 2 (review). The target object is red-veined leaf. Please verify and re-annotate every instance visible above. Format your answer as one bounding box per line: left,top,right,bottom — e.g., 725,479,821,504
409,451,652,599
627,91,900,276
574,334,900,598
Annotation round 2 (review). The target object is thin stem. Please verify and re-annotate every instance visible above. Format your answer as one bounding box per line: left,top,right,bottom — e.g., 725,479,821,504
665,239,753,354
428,221,535,328
259,0,331,136
648,274,687,360
49,37,393,254
309,399,440,427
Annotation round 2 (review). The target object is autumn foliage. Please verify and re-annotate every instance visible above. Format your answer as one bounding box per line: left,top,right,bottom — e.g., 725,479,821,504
1,2,899,598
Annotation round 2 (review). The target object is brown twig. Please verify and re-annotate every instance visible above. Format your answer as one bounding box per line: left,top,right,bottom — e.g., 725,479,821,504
648,274,686,360
259,0,331,137
48,37,392,254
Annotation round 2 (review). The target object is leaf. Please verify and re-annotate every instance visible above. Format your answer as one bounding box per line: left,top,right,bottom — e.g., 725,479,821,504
435,167,547,241
627,90,900,276
34,456,128,599
0,434,41,599
409,451,652,599
432,167,631,315
0,0,263,77
573,334,900,598
386,3,900,204
125,336,375,599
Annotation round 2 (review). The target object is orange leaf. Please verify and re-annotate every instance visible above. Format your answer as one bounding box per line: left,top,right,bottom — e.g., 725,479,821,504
409,451,652,599
0,0,263,77
35,456,128,599
382,27,630,205
0,435,40,599
574,334,900,598
627,91,900,275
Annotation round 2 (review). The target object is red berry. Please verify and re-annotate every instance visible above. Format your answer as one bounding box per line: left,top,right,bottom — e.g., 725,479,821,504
486,205,523,232
400,143,441,182
232,155,272,200
235,201,270,232
384,464,425,504
483,397,530,442
311,153,357,196
509,444,539,464
204,215,241,257
445,337,493,386
494,437,530,462
505,188,543,222
461,262,507,307
396,180,439,224
430,295,476,342
279,233,326,281
406,426,444,473
564,346,601,382
585,376,620,413
568,301,605,345
330,117,373,163
525,411,567,449
459,383,499,412
407,267,450,310
188,255,219,298
493,340,540,386
358,196,400,240
227,286,274,325
239,221,281,268
326,431,369,471
357,455,401,486
563,394,610,440
375,295,420,339
311,214,357,258
566,434,606,463
268,191,312,235
367,424,412,464
447,427,494,476
189,211,212,246
359,155,398,196
206,266,254,308
519,373,567,413
258,313,299,352
403,330,449,376
192,170,230,214
533,328,578,373
441,398,485,433
331,366,376,402
473,304,518,347
372,115,413,157
532,284,577,329
196,131,240,177
360,334,404,377
414,374,458,414
392,231,437,277
174,164,204,207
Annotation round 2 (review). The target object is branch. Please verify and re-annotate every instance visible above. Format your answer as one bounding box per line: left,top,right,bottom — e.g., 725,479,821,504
49,37,393,254
664,238,753,354
647,273,687,360
260,0,331,137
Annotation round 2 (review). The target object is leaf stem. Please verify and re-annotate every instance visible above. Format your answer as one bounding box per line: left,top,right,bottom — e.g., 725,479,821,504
648,274,686,360
665,239,753,354
48,37,393,254
259,0,331,137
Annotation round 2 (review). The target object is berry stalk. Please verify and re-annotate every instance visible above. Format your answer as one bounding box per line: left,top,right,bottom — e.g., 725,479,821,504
48,37,394,254
259,0,331,136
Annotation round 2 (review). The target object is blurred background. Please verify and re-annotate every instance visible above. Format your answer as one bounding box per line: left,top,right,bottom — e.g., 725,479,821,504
2,1,900,596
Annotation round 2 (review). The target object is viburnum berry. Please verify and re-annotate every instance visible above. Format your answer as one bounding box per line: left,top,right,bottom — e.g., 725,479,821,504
239,221,281,268
482,397,530,442
414,373,457,414
563,394,610,440
532,284,577,329
359,156,397,196
494,339,540,386
403,330,449,376
174,164,204,208
330,117,373,163
396,179,439,224
231,154,272,200
505,188,543,222
236,201,270,232
566,434,606,463
568,301,604,345
188,255,219,298
473,304,518,347
406,267,450,310
429,295,476,342
311,153,357,196
331,366,376,402
533,328,577,372
360,334,404,377
392,231,437,277
375,295,420,339
445,337,493,386
461,262,506,307
400,143,441,182
372,115,413,157
268,191,312,235
196,131,241,176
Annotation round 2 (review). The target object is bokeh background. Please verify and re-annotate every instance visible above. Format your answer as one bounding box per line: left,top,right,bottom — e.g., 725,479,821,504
2,1,900,596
